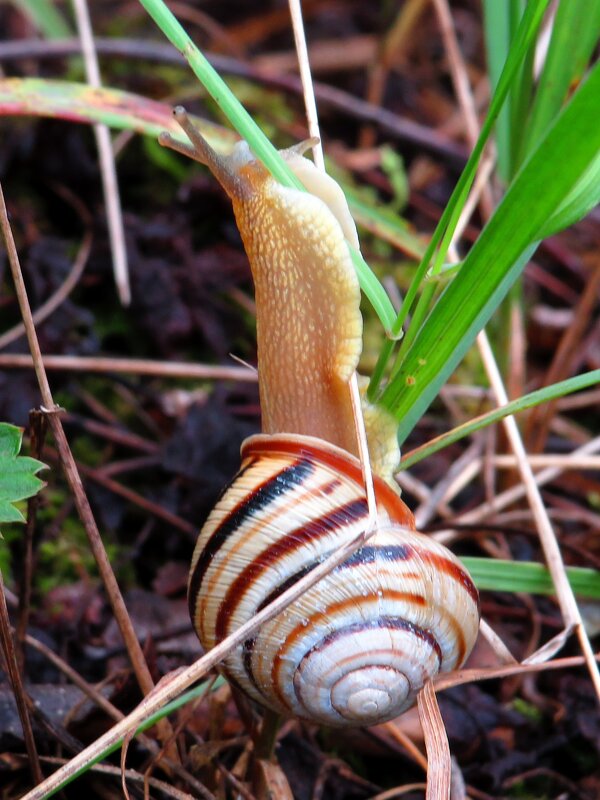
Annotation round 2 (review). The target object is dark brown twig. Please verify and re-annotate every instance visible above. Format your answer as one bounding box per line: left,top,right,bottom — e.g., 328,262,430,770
15,410,48,670
0,184,93,352
0,181,176,751
0,38,467,163
0,571,44,785
0,353,256,382
526,258,600,452
42,445,196,536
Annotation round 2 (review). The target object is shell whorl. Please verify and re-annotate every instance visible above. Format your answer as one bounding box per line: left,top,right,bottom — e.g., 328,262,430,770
189,434,480,727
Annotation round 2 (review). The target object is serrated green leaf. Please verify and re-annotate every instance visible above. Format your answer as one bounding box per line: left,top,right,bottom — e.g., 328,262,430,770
0,423,23,458
0,423,47,529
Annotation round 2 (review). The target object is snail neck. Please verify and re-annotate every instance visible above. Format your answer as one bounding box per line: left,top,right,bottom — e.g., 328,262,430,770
230,165,362,455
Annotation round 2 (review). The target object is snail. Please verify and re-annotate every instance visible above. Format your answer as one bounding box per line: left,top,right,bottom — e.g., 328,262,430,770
160,109,480,727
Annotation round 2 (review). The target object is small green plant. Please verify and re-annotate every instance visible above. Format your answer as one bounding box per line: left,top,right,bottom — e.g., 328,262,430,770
0,422,46,533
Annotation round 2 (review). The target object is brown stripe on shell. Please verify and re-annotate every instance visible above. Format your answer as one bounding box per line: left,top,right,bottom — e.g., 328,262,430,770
188,456,314,626
269,594,433,712
291,617,443,714
241,636,269,701
297,616,443,675
242,435,415,528
416,548,479,607
255,543,415,617
215,497,369,640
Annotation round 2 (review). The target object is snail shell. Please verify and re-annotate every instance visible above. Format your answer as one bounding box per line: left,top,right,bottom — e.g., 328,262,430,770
189,433,480,727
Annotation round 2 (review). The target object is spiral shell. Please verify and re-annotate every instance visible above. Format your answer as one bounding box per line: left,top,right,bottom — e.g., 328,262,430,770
189,434,480,727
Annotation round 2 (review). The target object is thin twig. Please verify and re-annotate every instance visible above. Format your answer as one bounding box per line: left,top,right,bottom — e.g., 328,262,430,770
32,756,201,800
431,0,494,218
430,436,600,537
0,571,44,785
42,445,196,535
0,38,467,162
414,439,483,527
18,514,398,800
71,0,130,304
0,181,169,735
477,331,600,701
23,633,218,796
527,259,600,452
418,682,450,800
0,187,93,352
0,353,257,381
359,0,430,149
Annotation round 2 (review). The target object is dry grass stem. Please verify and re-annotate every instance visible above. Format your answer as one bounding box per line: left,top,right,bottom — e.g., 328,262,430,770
395,470,431,504
414,440,482,527
418,682,451,800
557,386,600,411
0,189,92,351
0,353,257,381
72,0,130,304
288,0,324,169
477,330,600,699
0,181,178,749
488,454,600,469
35,756,201,800
420,435,600,537
18,515,408,800
479,619,519,665
431,0,494,218
0,572,44,785
367,784,428,800
435,652,600,693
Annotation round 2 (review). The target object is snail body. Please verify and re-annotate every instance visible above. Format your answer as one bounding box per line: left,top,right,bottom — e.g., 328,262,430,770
189,434,480,727
161,111,480,727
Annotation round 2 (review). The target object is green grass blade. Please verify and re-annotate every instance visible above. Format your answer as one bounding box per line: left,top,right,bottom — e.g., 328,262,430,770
139,0,397,331
400,370,600,469
461,558,600,599
0,77,398,331
508,38,535,173
36,678,223,798
380,62,600,442
10,0,71,38
537,149,600,239
523,0,600,159
368,0,550,397
482,0,513,180
343,187,425,261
